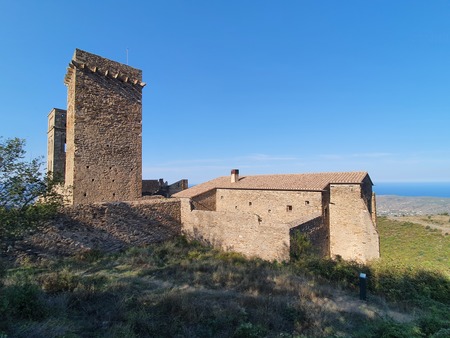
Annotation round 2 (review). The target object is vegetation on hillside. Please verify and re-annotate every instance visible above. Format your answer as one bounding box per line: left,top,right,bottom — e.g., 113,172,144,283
377,216,450,274
1,217,449,337
0,137,63,246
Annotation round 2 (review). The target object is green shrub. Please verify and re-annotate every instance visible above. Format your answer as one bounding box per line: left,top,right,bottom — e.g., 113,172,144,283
431,328,450,337
0,137,64,248
105,323,137,338
0,282,47,321
356,320,422,337
290,232,313,260
216,251,248,265
369,265,450,304
0,260,6,287
416,315,450,336
293,256,366,290
233,322,267,338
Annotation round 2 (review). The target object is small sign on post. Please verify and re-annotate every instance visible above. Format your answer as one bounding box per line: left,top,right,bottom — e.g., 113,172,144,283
359,273,367,301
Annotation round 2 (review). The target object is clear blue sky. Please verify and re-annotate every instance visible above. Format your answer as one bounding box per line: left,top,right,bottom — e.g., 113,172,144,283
1,1,450,184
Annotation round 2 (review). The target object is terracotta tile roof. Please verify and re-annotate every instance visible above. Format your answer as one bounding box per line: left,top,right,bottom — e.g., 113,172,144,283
173,171,371,198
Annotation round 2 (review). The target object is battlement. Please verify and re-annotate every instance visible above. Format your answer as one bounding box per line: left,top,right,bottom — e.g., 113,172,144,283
64,49,145,88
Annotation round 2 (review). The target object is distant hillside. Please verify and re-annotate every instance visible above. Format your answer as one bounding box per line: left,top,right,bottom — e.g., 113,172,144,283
377,195,450,216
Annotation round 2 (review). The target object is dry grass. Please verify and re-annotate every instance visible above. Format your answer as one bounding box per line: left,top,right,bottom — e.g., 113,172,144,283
1,232,449,337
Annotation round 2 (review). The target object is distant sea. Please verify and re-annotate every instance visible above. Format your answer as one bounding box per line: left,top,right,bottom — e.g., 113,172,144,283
374,182,450,198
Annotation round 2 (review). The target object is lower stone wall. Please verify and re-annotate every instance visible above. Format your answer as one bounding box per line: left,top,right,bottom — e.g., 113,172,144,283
13,197,181,261
181,199,291,261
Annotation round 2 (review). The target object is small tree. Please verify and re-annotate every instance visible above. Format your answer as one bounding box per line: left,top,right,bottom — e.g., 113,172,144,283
0,137,63,243
290,231,313,260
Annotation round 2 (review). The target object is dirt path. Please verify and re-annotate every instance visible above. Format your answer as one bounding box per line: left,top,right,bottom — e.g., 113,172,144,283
388,215,450,235
136,274,414,325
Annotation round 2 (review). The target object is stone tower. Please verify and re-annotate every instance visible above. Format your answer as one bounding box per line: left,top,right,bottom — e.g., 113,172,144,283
47,108,67,179
63,49,145,205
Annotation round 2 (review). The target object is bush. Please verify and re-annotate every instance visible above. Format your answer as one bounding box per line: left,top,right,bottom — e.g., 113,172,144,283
417,315,450,337
0,260,6,287
356,320,422,338
290,232,313,260
0,282,47,321
431,328,450,337
233,322,267,338
0,137,64,245
292,255,366,290
369,265,450,304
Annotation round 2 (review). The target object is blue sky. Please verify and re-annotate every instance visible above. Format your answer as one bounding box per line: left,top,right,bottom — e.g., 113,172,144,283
1,1,450,184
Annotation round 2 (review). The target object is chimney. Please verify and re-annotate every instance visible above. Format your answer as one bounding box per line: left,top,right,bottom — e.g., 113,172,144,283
231,169,239,183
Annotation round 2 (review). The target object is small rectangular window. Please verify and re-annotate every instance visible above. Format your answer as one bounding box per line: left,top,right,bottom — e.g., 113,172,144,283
249,202,252,206
286,205,293,212
305,201,310,205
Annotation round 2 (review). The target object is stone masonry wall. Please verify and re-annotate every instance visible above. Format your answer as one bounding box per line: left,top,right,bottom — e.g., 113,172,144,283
47,108,67,178
329,184,380,263
64,49,143,205
14,198,181,261
167,179,189,196
216,189,322,223
191,189,216,211
181,199,293,261
65,63,76,203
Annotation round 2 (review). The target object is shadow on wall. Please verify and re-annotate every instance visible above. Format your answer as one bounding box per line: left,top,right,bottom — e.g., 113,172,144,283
190,226,224,249
9,199,182,262
188,224,291,262
289,216,330,259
